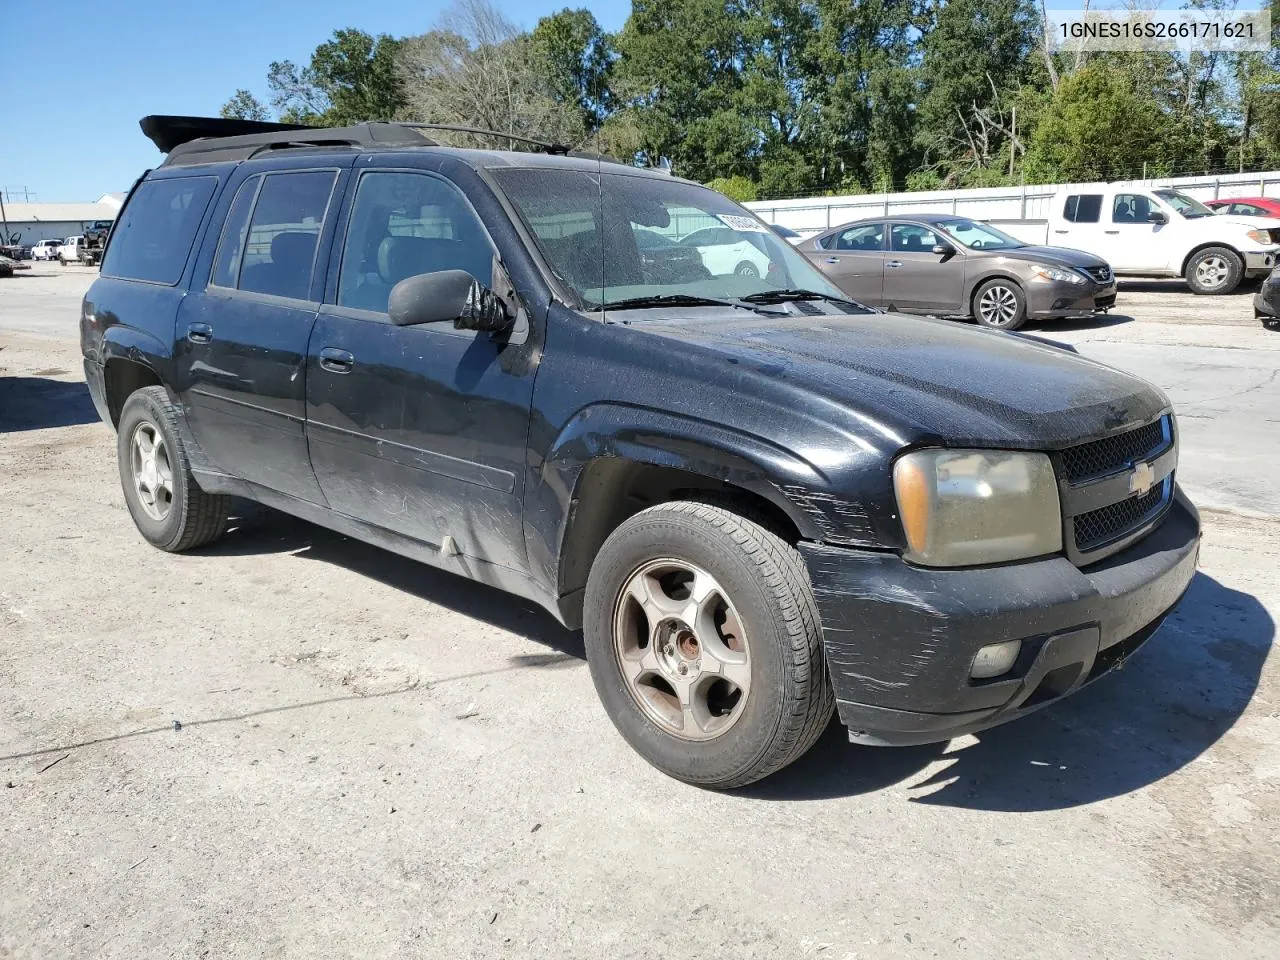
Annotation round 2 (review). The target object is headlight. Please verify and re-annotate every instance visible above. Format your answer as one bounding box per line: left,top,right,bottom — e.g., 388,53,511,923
893,450,1062,566
1030,264,1086,284
1246,228,1274,244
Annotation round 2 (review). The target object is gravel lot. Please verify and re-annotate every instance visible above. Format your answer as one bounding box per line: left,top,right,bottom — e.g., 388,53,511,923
2,265,1278,959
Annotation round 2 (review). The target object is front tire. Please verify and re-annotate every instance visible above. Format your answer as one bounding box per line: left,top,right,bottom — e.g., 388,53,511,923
734,260,760,278
583,502,834,789
1185,246,1243,295
972,278,1027,330
117,386,229,552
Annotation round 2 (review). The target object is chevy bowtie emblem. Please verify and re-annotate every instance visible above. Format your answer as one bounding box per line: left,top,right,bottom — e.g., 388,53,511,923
1129,461,1156,497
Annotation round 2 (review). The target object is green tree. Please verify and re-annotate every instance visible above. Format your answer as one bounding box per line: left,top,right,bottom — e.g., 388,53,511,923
219,89,270,122
531,8,616,132
1024,63,1165,181
268,29,406,126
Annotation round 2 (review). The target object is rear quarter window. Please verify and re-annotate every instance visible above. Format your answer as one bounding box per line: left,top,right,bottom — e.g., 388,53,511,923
102,176,218,285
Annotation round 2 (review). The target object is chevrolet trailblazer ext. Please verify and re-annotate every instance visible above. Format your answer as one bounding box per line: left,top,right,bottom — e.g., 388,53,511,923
81,117,1201,788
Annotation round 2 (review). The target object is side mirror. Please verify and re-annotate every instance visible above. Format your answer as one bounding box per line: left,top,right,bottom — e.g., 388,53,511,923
1147,210,1168,224
388,269,512,333
932,242,956,256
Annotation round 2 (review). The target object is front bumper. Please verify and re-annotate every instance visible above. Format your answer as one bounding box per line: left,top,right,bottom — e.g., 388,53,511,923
800,490,1200,746
1026,278,1117,319
1243,249,1278,276
1254,276,1280,318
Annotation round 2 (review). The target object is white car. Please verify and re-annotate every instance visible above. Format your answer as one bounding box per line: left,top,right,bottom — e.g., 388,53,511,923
998,184,1280,294
679,226,774,278
31,239,64,261
57,236,85,264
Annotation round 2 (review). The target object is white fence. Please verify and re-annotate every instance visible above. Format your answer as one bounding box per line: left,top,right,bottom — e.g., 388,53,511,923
744,170,1280,236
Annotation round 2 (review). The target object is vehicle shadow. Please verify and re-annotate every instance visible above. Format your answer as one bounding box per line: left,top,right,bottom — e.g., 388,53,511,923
0,376,99,432
1034,312,1136,333
745,572,1273,810
198,504,585,659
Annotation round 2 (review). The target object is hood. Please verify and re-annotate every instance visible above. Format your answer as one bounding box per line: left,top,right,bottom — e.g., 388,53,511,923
995,245,1109,270
1211,215,1280,235
638,309,1168,450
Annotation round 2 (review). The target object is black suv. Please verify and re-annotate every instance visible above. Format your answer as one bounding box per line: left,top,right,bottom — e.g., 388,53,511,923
81,116,1201,788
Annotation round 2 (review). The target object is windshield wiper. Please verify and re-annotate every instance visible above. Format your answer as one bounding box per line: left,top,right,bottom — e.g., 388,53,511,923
739,288,869,310
599,293,784,315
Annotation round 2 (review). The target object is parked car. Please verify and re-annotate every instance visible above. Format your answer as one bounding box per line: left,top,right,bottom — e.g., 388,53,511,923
31,239,63,261
0,255,15,278
58,236,85,264
1205,197,1280,218
798,215,1116,330
633,228,712,283
678,225,775,278
994,184,1280,294
1255,264,1280,330
79,219,115,265
82,114,1200,789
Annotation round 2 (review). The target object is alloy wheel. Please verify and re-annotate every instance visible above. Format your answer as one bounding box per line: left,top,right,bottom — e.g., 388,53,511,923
1195,255,1230,291
129,420,175,522
612,558,751,741
978,285,1019,326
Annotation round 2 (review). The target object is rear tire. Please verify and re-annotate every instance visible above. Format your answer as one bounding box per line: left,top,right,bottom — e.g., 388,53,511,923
734,260,760,278
1185,246,1243,295
972,278,1027,330
117,386,229,552
583,501,835,789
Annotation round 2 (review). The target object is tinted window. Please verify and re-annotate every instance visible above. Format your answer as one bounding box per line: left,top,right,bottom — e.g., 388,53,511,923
102,176,218,284
210,175,260,289
238,171,337,301
337,171,495,314
1063,194,1102,223
835,224,884,251
1112,193,1154,224
1235,203,1266,216
890,223,940,251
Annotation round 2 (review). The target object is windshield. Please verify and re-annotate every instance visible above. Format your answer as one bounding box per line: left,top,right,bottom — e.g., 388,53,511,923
934,218,1025,251
490,168,849,310
1154,189,1214,219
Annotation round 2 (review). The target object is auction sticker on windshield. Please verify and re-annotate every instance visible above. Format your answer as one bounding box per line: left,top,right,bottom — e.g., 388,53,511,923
717,214,769,233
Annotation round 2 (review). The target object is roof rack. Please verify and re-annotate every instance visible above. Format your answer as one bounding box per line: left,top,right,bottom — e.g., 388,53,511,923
143,116,439,167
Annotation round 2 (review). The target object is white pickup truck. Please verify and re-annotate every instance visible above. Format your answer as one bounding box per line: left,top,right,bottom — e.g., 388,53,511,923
995,184,1280,294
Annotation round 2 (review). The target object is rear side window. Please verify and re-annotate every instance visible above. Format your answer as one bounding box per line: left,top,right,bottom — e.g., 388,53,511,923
102,176,218,284
1063,194,1102,223
237,170,337,301
210,176,261,289
834,223,885,251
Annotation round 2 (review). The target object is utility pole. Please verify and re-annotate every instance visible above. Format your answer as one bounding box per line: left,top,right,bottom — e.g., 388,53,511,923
0,189,9,245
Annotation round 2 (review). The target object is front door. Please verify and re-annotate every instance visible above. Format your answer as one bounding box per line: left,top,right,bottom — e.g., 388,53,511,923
815,222,886,305
1098,192,1169,272
883,221,967,314
175,162,348,502
305,167,538,569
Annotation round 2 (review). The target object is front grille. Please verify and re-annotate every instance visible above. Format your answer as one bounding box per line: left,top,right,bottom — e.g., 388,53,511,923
1059,417,1168,483
1084,265,1112,283
1072,479,1169,551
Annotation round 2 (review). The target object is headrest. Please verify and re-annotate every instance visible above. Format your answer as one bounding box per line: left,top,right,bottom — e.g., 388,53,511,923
271,230,317,267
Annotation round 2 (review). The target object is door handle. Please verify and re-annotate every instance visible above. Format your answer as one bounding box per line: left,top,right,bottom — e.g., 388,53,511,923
187,323,213,344
886,260,902,268
824,257,840,264
318,347,354,374
1053,229,1069,234
1104,230,1120,235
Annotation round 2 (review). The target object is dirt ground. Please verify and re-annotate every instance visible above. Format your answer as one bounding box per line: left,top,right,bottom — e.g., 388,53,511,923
1,266,1277,959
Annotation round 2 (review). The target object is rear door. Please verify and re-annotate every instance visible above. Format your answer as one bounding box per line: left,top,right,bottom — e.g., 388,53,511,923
174,157,352,502
883,221,967,313
814,223,886,304
1052,192,1106,259
304,163,538,567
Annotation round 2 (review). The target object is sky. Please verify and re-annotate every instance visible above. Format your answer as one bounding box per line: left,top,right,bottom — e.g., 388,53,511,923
0,0,631,202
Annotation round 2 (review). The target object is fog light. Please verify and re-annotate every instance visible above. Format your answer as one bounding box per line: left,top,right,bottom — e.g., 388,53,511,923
971,639,1022,679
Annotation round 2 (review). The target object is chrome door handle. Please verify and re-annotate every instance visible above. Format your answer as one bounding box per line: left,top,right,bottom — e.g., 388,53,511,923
824,257,840,264
886,260,902,268
319,347,354,374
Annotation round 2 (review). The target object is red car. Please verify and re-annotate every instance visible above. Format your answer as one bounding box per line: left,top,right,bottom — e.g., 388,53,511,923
1205,196,1280,218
